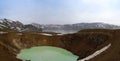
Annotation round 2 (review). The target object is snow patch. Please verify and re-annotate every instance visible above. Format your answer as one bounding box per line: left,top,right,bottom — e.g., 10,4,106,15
57,34,64,35
40,33,53,36
78,43,111,61
0,31,8,34
0,20,3,23
0,24,7,28
16,27,21,31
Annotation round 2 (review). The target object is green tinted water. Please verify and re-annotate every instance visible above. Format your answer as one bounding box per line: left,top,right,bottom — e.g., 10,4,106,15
17,46,79,61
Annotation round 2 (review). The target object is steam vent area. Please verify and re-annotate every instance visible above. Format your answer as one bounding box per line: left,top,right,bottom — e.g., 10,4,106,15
0,29,120,61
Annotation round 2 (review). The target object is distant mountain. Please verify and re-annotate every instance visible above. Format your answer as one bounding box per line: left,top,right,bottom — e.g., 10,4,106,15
32,23,120,34
0,18,42,32
0,18,120,33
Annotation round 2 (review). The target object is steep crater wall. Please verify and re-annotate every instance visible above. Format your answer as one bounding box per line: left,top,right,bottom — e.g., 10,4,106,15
0,30,112,61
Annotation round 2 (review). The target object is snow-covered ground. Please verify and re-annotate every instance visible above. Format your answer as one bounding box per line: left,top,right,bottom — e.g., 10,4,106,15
78,43,111,61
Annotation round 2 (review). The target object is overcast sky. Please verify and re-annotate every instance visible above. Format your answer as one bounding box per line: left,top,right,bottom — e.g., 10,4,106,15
0,0,120,25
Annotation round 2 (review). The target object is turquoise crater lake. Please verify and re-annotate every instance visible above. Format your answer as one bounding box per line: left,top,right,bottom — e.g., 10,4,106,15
17,46,79,61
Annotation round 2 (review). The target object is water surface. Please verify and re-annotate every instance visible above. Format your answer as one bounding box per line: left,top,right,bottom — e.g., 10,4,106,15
17,46,79,61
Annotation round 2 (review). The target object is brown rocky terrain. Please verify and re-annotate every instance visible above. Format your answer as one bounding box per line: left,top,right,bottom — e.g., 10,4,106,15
0,29,120,61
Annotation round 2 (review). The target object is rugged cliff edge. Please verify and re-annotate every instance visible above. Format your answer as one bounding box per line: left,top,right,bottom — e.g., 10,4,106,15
0,29,120,61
